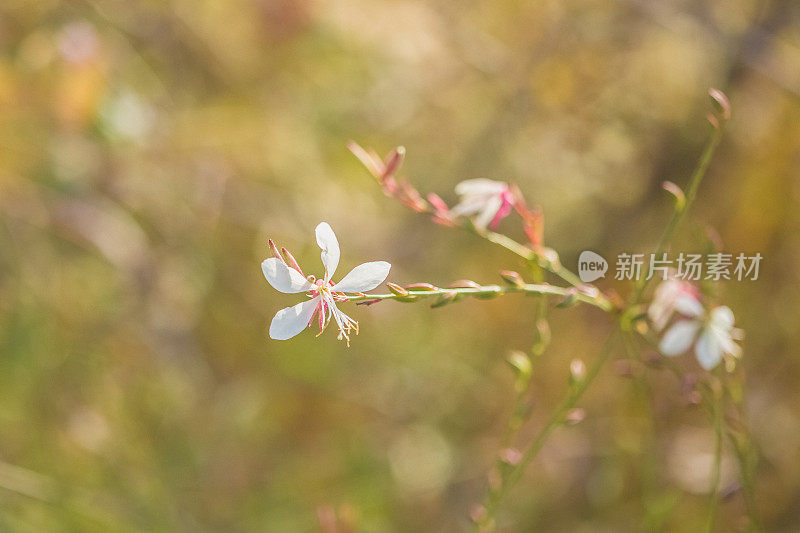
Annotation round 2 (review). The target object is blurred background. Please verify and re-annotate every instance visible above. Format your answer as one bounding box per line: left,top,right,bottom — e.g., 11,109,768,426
0,0,799,531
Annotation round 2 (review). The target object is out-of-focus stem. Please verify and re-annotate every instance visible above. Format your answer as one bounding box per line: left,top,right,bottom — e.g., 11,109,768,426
705,379,723,533
474,331,619,531
726,432,762,532
620,330,662,528
633,123,725,303
472,227,611,309
345,283,613,312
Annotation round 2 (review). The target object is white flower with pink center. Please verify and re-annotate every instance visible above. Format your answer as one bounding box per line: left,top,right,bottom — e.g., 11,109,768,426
451,179,514,230
262,222,390,344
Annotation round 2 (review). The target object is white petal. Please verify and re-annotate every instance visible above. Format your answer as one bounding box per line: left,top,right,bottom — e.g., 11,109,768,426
262,258,314,293
269,298,319,340
473,195,503,229
648,302,670,332
315,222,340,281
455,178,507,196
709,325,742,359
675,295,704,318
710,306,735,329
659,320,700,356
695,330,723,369
450,196,488,217
332,261,391,293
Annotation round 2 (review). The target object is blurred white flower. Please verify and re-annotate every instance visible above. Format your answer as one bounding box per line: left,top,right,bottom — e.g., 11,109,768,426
648,277,702,332
659,305,743,370
263,222,390,344
451,179,514,230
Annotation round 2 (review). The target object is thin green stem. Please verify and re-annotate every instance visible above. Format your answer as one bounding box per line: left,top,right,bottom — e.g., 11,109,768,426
725,432,761,532
345,283,614,312
620,331,664,530
705,380,724,533
633,124,725,303
474,331,619,530
473,227,588,291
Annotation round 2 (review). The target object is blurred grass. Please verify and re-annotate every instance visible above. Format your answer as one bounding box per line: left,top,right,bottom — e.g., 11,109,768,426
0,0,799,530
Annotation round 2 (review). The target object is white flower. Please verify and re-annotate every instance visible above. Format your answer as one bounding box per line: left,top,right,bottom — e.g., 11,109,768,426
262,222,390,344
647,278,703,332
451,179,514,230
659,305,743,370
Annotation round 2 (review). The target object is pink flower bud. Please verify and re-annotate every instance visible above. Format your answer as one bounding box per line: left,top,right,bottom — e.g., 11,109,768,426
405,283,438,291
281,247,304,275
565,408,585,425
386,282,409,296
448,279,481,289
499,270,525,287
499,447,523,465
570,359,586,382
268,239,285,264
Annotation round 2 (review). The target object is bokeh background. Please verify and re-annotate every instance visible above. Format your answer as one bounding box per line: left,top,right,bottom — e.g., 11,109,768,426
1,0,799,531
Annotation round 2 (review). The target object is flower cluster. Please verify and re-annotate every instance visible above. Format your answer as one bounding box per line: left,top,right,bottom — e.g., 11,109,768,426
263,92,755,531
263,142,743,369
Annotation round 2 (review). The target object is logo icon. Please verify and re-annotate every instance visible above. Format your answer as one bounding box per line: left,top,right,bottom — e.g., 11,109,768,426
578,251,608,282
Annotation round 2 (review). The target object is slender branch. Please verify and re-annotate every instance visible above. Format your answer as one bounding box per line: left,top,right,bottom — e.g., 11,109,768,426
705,378,724,533
620,330,664,529
473,331,619,530
470,227,588,290
724,431,762,532
345,283,613,312
632,122,725,303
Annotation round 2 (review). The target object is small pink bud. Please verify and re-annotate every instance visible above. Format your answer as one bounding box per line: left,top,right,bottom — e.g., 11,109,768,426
281,247,304,275
708,88,731,120
448,279,481,289
427,193,458,227
469,504,487,524
405,283,438,291
347,141,383,178
386,282,409,296
398,180,428,212
662,181,685,206
427,192,449,213
569,359,586,382
565,408,585,425
499,270,525,287
499,447,523,465
510,184,544,247
540,248,560,268
381,146,405,180
268,239,286,265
